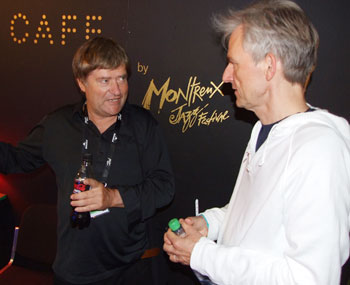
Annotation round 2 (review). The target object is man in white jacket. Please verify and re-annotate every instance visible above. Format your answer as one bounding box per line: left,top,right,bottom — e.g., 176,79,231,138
163,0,350,284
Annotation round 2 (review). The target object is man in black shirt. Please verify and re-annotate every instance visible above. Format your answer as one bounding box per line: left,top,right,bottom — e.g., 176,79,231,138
0,37,175,284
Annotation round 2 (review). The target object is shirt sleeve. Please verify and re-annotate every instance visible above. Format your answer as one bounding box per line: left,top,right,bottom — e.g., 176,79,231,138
117,113,175,228
202,205,228,241
190,124,350,285
0,122,46,174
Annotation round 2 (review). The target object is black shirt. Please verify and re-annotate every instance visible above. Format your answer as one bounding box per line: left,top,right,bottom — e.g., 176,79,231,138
0,101,175,283
256,123,275,152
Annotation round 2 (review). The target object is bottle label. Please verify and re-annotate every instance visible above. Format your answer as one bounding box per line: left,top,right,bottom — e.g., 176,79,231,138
73,180,90,193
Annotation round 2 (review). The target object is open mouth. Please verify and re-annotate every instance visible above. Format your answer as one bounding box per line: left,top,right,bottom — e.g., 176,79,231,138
108,98,120,102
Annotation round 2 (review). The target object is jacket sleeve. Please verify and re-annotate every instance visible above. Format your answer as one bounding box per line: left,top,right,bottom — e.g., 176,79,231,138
117,114,175,227
0,122,46,174
202,205,228,241
190,125,350,285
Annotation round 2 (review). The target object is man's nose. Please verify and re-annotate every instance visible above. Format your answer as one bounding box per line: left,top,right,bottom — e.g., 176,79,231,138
222,64,233,83
109,80,121,94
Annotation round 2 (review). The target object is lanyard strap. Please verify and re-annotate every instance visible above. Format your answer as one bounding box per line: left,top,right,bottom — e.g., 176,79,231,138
81,106,122,186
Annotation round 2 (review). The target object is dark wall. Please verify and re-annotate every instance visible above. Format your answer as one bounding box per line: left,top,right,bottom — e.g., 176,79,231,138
0,0,349,283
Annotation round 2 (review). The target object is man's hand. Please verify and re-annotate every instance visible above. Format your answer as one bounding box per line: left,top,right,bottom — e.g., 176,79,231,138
163,218,205,266
183,215,208,237
70,178,124,212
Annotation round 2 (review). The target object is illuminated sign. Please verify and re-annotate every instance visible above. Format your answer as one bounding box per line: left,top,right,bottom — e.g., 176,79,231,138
8,11,230,133
10,12,103,45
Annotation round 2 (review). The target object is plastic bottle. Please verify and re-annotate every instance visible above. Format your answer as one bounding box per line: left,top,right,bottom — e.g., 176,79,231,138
71,153,93,229
168,218,186,237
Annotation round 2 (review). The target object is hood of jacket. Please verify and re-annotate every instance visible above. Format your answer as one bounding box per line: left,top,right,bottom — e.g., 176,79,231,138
246,107,350,168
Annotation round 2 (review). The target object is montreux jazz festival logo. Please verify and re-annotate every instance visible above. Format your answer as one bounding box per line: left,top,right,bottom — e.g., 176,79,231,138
141,75,230,133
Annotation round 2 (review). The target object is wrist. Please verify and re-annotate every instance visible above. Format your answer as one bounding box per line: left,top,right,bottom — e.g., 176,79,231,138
199,214,209,229
108,188,125,208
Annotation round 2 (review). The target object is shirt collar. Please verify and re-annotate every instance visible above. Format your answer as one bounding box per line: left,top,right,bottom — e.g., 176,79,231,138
72,98,129,124
72,98,86,120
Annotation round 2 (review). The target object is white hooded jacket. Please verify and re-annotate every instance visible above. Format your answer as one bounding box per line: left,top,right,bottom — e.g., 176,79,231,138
191,108,350,285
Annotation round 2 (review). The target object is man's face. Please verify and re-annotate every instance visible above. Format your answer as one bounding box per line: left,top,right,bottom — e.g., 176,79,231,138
77,65,128,119
222,25,267,112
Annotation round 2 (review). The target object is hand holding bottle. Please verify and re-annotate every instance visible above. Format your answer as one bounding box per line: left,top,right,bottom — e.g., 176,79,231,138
70,178,124,212
164,218,203,266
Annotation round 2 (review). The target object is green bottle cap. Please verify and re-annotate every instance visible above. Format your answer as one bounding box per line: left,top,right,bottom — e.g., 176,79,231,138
168,218,181,231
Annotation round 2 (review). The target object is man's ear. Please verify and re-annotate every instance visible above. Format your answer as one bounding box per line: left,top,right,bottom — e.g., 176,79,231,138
77,78,86,93
265,53,277,81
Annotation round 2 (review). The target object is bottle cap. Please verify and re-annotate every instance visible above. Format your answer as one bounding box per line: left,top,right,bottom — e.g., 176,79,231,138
168,218,181,231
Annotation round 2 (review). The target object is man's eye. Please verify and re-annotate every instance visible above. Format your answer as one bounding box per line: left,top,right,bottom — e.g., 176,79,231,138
100,79,109,84
118,76,127,83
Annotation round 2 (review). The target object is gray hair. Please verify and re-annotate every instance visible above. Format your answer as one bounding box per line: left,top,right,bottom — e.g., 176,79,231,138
213,0,319,85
